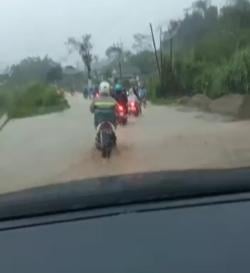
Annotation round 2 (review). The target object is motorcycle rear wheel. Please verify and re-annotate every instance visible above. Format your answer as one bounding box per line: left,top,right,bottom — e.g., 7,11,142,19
102,147,111,158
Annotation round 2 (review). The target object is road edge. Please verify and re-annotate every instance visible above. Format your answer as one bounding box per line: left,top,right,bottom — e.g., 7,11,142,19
0,114,9,131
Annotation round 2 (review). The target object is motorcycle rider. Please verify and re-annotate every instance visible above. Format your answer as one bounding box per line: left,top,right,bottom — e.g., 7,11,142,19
90,81,117,147
138,84,147,107
132,85,140,101
128,88,141,114
112,83,128,114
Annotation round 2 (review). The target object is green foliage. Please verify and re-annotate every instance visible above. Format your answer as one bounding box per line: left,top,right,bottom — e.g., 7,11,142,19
148,77,159,99
7,83,69,119
0,57,70,119
66,35,93,79
158,59,183,97
106,44,123,60
132,33,152,53
7,57,60,87
223,47,250,94
129,51,156,76
152,0,250,99
46,66,63,83
0,92,8,112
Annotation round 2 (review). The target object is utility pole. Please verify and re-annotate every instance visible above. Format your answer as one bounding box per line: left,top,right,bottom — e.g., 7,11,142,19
116,42,123,81
159,27,164,77
118,61,122,81
150,23,161,79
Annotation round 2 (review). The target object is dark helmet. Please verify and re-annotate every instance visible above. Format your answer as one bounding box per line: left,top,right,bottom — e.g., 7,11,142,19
114,83,123,93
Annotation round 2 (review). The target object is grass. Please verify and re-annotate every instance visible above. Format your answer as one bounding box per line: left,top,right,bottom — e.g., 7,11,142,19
9,84,69,119
0,83,69,120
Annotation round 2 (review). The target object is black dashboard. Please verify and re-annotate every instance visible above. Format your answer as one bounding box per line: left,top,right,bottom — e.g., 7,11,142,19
0,168,250,273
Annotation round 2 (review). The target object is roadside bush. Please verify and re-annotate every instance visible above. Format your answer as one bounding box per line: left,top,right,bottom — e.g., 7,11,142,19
148,76,159,100
8,83,69,118
223,47,250,95
0,93,8,114
193,67,212,95
208,66,228,98
173,47,250,99
177,59,204,94
150,59,183,99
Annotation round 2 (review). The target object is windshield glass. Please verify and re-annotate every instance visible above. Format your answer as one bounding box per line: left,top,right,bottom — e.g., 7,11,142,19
0,0,250,195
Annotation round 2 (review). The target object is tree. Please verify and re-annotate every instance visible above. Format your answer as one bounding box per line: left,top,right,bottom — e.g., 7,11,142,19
129,51,156,75
192,0,210,16
46,65,63,84
132,33,152,53
106,44,123,61
66,34,93,84
168,20,180,36
106,43,124,79
8,56,59,86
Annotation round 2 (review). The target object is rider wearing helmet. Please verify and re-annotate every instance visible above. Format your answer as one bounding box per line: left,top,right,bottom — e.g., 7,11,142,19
90,81,117,144
138,83,147,101
138,82,148,109
112,83,128,114
128,87,141,115
128,88,139,103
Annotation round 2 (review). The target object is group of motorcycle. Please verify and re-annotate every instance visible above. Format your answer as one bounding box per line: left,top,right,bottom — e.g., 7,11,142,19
116,90,146,126
95,85,147,158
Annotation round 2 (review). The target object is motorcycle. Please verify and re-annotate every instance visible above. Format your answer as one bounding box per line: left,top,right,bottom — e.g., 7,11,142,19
95,92,100,99
96,122,116,158
116,104,128,126
128,100,141,117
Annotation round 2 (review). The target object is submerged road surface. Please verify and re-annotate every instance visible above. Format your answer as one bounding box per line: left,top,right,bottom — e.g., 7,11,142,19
1,94,250,193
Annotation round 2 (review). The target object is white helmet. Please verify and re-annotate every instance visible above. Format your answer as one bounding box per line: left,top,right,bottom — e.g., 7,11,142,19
99,81,110,95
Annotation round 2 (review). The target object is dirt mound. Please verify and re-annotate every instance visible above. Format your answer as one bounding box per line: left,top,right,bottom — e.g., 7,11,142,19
178,93,250,119
238,95,250,119
209,94,244,117
177,96,191,105
187,94,211,111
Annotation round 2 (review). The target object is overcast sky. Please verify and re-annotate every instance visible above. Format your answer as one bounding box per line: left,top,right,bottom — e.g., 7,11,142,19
0,0,224,68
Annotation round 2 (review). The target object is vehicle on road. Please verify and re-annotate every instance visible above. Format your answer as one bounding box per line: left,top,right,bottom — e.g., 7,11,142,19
116,104,128,126
113,84,128,121
128,89,141,117
90,81,117,158
95,91,100,99
138,85,147,109
128,100,141,117
96,121,116,158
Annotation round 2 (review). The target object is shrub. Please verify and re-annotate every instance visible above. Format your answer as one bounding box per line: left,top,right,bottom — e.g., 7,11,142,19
223,47,250,94
7,83,69,118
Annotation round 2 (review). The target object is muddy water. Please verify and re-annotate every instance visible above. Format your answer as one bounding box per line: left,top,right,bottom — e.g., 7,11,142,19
1,94,250,194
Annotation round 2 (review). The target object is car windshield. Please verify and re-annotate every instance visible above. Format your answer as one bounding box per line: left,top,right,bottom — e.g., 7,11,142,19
0,0,250,196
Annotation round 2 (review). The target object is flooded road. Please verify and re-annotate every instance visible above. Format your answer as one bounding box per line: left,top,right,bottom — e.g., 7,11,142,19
1,93,250,194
